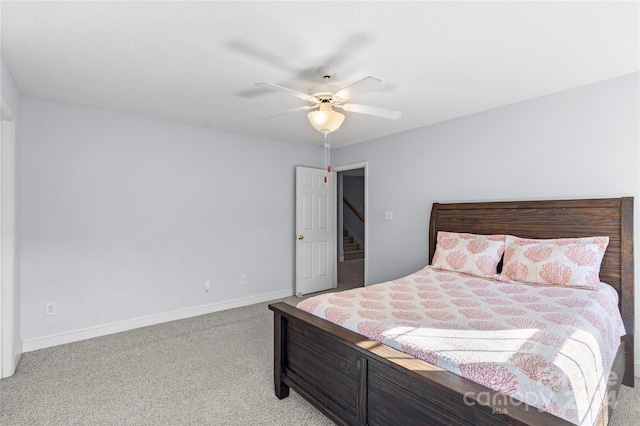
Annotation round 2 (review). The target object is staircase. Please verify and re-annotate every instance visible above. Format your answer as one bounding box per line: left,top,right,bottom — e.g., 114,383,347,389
343,230,364,260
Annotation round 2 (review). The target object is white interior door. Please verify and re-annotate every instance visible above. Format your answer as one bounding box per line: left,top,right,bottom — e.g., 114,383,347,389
295,166,336,296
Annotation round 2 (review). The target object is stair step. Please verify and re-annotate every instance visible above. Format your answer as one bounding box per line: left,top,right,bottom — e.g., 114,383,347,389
342,230,363,260
344,250,365,260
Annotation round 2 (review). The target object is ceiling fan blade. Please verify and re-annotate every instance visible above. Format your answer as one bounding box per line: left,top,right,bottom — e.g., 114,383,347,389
258,105,317,120
334,76,385,101
255,82,318,102
341,103,403,120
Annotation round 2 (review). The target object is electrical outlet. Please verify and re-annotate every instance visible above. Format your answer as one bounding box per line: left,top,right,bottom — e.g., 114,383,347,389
204,280,211,292
240,275,247,285
45,302,56,316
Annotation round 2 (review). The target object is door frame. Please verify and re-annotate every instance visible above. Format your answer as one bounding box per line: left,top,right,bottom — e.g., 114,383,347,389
334,161,368,286
1,97,19,378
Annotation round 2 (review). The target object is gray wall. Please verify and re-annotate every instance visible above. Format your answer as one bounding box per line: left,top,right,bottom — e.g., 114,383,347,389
334,72,639,282
333,72,639,362
12,69,640,364
18,96,322,340
1,60,20,115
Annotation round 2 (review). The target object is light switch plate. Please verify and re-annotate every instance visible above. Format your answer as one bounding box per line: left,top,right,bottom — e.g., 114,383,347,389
45,302,56,316
384,211,393,221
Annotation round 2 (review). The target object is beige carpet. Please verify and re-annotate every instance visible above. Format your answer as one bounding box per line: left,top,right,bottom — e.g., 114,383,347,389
0,297,333,426
337,258,364,290
1,272,638,425
610,376,640,425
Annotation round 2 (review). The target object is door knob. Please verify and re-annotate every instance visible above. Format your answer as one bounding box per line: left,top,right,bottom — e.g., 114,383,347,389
296,235,304,240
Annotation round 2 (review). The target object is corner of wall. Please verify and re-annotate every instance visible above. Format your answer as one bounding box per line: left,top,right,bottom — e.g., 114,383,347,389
1,59,21,116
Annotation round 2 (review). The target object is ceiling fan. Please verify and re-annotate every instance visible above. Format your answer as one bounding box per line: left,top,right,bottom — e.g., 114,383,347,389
255,67,403,134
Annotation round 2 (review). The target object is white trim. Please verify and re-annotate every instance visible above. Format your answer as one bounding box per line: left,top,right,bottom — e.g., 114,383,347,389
1,98,19,378
22,288,294,352
635,360,640,378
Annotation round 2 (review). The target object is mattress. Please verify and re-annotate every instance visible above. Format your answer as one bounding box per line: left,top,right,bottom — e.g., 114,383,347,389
297,266,625,425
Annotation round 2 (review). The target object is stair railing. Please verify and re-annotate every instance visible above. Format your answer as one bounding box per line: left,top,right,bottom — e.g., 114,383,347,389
343,198,364,222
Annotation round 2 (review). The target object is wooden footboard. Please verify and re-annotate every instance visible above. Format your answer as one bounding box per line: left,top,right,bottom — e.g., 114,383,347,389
271,302,628,426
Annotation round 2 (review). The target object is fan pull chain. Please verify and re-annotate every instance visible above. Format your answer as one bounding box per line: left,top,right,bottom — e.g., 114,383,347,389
323,133,331,183
324,134,327,183
327,133,331,174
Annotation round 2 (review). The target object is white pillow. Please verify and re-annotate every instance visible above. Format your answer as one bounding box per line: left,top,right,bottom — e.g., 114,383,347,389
431,231,506,278
500,235,609,290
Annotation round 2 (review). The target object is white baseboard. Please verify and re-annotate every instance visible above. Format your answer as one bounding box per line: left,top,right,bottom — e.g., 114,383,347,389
22,292,640,380
22,288,294,353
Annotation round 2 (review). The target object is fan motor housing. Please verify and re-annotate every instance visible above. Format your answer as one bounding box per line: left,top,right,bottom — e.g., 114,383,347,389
310,84,341,101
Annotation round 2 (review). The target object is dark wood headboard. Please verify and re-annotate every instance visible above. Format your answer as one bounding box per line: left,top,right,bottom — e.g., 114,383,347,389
429,197,635,385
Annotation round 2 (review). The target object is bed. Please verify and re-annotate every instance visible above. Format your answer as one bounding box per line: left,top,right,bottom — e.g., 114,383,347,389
269,198,634,425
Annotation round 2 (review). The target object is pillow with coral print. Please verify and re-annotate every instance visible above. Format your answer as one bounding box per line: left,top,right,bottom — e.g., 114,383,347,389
431,231,506,278
500,235,609,290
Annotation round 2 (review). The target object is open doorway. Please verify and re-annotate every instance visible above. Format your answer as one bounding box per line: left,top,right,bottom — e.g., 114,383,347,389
335,163,367,290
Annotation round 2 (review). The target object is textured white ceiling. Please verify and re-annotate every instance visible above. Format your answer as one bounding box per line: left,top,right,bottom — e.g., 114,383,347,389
1,1,638,148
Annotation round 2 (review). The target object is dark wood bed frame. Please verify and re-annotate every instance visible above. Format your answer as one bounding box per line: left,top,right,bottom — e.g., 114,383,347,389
270,198,634,425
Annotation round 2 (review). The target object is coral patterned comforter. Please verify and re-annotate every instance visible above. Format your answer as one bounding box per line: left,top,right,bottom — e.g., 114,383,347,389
297,266,625,425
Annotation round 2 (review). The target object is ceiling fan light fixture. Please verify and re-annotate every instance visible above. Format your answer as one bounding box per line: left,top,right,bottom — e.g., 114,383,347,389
307,106,345,135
